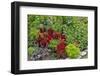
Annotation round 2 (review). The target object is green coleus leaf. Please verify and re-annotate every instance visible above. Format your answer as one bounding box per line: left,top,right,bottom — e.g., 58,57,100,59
48,39,59,48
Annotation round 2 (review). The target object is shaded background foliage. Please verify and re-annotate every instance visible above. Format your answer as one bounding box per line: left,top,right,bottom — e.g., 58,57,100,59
28,15,88,57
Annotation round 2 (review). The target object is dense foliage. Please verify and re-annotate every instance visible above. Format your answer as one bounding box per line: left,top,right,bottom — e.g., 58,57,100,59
65,44,80,58
28,15,88,60
48,39,59,49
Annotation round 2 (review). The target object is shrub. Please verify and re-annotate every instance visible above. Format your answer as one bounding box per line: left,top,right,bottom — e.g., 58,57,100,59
65,44,80,58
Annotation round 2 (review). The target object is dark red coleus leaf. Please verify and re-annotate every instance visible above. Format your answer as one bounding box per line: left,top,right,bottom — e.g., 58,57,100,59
40,38,48,47
53,32,61,39
60,34,66,40
37,32,48,47
56,40,66,55
48,28,54,37
47,35,52,43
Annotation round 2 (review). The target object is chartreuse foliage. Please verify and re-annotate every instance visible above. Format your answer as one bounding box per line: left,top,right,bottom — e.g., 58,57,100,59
28,47,37,57
65,44,80,58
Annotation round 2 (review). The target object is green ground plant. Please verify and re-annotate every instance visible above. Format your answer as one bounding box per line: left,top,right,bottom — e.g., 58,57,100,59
65,44,80,58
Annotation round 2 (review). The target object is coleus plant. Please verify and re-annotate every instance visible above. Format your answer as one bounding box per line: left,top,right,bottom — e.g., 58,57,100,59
37,33,49,47
56,39,66,57
37,26,67,58
53,31,61,39
48,39,59,49
47,27,54,38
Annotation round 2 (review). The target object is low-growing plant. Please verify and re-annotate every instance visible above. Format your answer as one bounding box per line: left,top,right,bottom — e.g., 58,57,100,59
28,28,39,47
48,39,59,49
65,44,80,58
62,17,88,51
28,47,37,57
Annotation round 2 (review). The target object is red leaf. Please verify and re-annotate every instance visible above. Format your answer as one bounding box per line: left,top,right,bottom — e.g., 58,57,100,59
56,39,66,56
48,28,54,37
